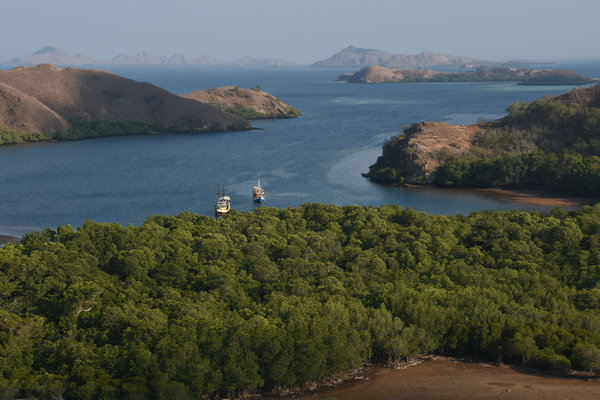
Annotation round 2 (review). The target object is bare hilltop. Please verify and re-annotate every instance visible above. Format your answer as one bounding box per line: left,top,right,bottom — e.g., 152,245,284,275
182,86,300,119
0,64,250,142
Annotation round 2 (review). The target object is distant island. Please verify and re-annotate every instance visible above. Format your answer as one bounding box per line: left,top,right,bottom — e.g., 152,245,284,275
0,64,250,145
312,45,486,68
1,46,296,67
181,86,301,119
338,65,596,85
364,83,600,198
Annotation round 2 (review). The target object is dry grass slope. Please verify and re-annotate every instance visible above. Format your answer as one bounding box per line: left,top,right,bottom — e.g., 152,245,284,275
182,86,300,119
0,64,250,136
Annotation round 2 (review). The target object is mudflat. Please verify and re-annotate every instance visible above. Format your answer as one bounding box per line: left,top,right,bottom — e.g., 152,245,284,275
271,359,599,400
0,234,19,245
475,187,594,208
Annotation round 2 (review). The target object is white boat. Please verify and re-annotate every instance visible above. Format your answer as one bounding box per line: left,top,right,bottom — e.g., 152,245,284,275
252,178,265,203
215,186,230,216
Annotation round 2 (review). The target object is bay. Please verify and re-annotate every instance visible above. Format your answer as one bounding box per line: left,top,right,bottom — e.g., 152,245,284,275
1,63,599,236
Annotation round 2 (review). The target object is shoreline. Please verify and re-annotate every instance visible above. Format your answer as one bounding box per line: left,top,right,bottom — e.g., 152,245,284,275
474,187,595,208
391,182,596,209
265,357,599,400
0,234,20,245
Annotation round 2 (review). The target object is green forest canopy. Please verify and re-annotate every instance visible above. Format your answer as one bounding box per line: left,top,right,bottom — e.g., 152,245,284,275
1,203,600,399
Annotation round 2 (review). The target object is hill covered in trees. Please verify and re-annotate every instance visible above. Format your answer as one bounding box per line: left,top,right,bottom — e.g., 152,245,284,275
1,203,600,398
0,64,250,145
365,84,600,197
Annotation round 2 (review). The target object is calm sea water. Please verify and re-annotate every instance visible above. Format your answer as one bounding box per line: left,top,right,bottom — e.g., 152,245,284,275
1,62,599,236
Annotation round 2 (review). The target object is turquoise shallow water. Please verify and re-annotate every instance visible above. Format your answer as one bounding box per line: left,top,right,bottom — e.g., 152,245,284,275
0,63,598,236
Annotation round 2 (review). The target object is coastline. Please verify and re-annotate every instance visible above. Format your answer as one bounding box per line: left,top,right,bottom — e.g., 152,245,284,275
388,182,596,209
474,187,595,208
267,357,599,400
0,234,20,245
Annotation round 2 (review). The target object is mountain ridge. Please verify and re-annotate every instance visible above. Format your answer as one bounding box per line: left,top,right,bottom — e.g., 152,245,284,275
312,45,484,68
338,65,595,85
2,47,295,67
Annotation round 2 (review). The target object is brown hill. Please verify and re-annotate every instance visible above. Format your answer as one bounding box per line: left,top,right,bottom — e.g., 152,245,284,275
555,82,600,109
390,122,481,182
182,86,300,119
338,65,443,83
0,82,69,133
0,64,250,136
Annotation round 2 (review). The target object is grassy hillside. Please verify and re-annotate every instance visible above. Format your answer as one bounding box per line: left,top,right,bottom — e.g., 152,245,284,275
0,65,250,145
182,86,301,119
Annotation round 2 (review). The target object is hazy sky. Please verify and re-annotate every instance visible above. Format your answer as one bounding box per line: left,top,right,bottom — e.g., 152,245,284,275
2,0,599,63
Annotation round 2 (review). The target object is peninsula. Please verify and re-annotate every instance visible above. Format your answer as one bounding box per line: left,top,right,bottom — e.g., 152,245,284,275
364,83,600,198
0,64,250,145
339,65,595,85
181,86,300,119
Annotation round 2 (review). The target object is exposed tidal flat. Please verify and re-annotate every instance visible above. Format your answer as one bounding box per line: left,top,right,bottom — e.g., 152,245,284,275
269,357,600,400
1,62,599,236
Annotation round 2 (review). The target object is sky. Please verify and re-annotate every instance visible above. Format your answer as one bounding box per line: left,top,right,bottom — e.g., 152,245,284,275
2,0,599,64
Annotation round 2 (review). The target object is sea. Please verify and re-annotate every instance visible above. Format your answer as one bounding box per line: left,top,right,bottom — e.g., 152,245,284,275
1,60,600,237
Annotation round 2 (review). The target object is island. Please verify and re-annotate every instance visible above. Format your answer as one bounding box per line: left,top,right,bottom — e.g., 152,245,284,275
0,64,250,146
312,45,484,68
364,83,600,198
181,86,300,119
338,65,596,85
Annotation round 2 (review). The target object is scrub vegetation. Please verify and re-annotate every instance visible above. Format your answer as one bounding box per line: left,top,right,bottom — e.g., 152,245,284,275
366,84,600,197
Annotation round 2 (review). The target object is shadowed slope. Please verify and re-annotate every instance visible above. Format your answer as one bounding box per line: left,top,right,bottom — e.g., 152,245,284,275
0,82,69,133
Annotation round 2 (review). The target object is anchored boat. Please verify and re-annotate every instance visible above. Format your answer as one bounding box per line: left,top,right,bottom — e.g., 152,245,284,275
253,179,265,203
215,185,231,216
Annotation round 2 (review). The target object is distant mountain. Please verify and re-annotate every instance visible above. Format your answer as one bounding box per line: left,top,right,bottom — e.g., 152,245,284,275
232,57,295,67
109,52,227,65
2,47,291,67
312,45,483,68
1,46,97,66
0,64,249,139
